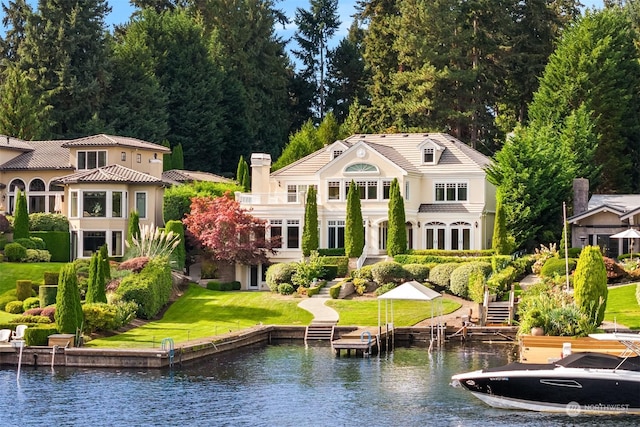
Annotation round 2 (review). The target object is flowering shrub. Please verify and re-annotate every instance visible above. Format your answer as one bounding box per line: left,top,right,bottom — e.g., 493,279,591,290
531,243,558,275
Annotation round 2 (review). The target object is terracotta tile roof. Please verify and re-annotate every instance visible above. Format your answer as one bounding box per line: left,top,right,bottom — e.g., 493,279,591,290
0,135,34,152
0,140,74,170
61,134,171,153
55,164,164,185
419,203,471,213
162,169,233,185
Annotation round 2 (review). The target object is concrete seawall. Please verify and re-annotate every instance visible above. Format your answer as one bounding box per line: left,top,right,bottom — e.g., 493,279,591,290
0,325,517,369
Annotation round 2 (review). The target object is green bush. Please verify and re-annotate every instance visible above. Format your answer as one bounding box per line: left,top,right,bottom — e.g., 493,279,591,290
231,281,241,290
25,249,52,263
319,265,338,281
165,220,186,270
29,213,69,232
0,293,18,311
486,265,518,298
540,257,577,278
200,259,217,279
23,296,40,311
403,264,430,283
25,325,58,346
428,263,460,289
30,237,46,249
5,300,24,314
13,315,51,324
82,303,118,333
44,272,59,286
116,257,172,319
14,237,36,249
375,283,397,296
318,256,349,277
32,231,70,262
265,263,298,292
5,243,27,262
371,261,407,284
16,280,33,301
449,262,492,299
329,282,342,299
277,283,294,295
206,281,237,291
318,248,345,256
467,271,487,303
292,252,326,288
351,265,374,282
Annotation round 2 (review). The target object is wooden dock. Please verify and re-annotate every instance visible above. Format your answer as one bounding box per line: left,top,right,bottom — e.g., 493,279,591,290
520,335,631,363
332,327,384,357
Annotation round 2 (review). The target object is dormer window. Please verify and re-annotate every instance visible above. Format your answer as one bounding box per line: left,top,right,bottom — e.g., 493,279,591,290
423,148,434,163
419,139,444,165
333,150,343,159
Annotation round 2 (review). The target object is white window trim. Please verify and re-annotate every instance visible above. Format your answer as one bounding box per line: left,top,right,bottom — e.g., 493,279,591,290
135,191,148,219
434,181,469,202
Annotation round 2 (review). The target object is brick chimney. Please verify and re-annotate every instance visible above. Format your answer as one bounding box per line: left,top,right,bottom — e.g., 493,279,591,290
573,178,589,215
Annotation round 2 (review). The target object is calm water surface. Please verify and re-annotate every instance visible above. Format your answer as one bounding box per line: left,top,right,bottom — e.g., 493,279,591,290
0,343,635,426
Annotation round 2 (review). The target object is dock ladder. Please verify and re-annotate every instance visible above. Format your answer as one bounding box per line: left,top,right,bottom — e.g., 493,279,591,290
161,338,175,367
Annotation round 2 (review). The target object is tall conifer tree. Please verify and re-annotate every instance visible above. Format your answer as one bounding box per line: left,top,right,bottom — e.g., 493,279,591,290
345,180,364,258
13,188,29,239
387,178,406,257
301,186,319,257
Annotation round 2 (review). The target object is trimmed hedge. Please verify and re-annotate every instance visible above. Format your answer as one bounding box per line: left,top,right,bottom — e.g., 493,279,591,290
23,297,40,311
25,325,58,346
5,300,24,314
0,293,17,311
16,280,33,301
449,262,492,299
407,249,496,257
265,263,298,292
403,264,430,283
428,262,461,289
31,231,70,262
395,254,497,265
29,213,69,232
318,248,345,256
540,257,577,278
39,285,58,307
44,272,59,286
5,243,26,262
318,256,349,277
319,265,338,281
206,281,240,291
329,282,342,299
116,257,172,319
371,261,407,284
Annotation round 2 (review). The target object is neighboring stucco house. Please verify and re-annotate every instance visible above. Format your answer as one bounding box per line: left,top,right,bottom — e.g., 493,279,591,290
236,133,496,290
0,134,170,259
569,178,640,258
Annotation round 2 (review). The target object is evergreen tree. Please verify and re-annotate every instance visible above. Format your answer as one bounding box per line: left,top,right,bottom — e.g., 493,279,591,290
127,211,141,246
301,186,319,257
573,245,608,326
527,8,640,193
13,189,29,239
293,0,341,119
345,180,364,258
492,190,510,255
18,0,112,138
387,178,407,256
165,220,186,270
236,156,250,192
86,252,107,304
55,263,83,334
172,143,184,170
272,120,323,171
0,0,33,63
161,140,172,171
316,112,342,145
99,243,110,280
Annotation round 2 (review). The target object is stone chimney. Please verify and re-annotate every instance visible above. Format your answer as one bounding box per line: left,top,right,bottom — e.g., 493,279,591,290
573,178,589,215
250,153,271,194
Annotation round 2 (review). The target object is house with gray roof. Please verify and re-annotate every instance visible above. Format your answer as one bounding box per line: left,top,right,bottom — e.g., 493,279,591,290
237,133,496,290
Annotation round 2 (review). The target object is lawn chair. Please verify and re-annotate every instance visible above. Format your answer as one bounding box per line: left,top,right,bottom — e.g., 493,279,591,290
0,329,11,343
11,324,27,341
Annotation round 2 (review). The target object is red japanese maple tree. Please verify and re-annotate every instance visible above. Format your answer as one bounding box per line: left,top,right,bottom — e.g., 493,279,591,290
183,192,279,265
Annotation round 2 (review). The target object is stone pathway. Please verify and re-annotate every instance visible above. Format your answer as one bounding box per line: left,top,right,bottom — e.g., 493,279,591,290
298,297,339,323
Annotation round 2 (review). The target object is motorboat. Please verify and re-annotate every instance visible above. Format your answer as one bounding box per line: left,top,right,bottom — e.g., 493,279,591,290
451,333,640,415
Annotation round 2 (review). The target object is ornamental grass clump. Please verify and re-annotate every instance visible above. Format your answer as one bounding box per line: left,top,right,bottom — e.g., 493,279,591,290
125,223,180,261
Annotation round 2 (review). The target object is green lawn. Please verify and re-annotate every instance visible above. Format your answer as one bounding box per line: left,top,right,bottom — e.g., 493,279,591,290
604,283,640,329
326,298,461,326
86,285,314,348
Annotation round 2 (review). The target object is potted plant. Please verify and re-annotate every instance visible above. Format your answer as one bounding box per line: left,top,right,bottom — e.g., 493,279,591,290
529,310,545,336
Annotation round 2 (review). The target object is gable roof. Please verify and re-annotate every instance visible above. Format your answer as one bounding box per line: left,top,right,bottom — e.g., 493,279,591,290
0,135,35,152
0,140,73,171
271,133,491,179
162,169,233,185
61,134,171,153
54,164,164,185
569,194,640,223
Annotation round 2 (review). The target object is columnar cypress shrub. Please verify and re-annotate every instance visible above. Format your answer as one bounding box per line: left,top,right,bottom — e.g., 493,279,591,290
13,189,29,239
100,243,111,279
301,186,319,257
573,245,608,326
236,155,250,192
86,252,107,304
172,143,184,169
165,220,186,270
39,285,58,308
345,180,364,258
127,211,141,246
387,178,407,257
161,140,172,171
492,190,509,255
55,263,83,334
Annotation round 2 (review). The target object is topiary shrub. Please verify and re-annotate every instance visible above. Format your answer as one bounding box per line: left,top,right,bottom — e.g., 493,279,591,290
428,263,460,289
5,300,24,314
329,282,342,299
540,257,577,278
318,256,349,277
277,283,294,295
25,325,58,346
403,264,430,283
16,280,33,301
44,272,59,286
371,261,407,285
165,220,186,270
32,231,70,262
25,249,51,262
266,263,298,292
449,262,492,299
23,296,40,311
574,246,608,326
207,281,222,291
5,242,27,262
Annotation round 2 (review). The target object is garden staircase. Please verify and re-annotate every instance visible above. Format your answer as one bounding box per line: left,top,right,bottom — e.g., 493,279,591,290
305,321,336,344
481,285,517,326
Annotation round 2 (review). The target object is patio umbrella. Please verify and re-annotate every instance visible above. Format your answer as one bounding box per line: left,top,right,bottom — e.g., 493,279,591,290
53,194,63,213
610,228,640,260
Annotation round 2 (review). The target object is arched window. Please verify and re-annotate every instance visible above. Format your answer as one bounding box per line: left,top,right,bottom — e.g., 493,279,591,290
9,179,25,192
29,179,45,191
345,163,378,173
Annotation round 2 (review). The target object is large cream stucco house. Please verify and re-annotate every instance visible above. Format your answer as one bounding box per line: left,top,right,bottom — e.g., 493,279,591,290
0,134,170,259
236,133,497,290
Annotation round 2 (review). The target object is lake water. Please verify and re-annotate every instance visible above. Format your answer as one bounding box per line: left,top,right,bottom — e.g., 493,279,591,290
0,342,636,426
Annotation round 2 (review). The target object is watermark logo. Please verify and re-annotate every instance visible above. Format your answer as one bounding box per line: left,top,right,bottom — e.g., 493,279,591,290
566,401,629,416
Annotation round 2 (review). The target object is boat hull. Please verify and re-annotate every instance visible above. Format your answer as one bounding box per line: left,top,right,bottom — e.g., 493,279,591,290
452,368,640,415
